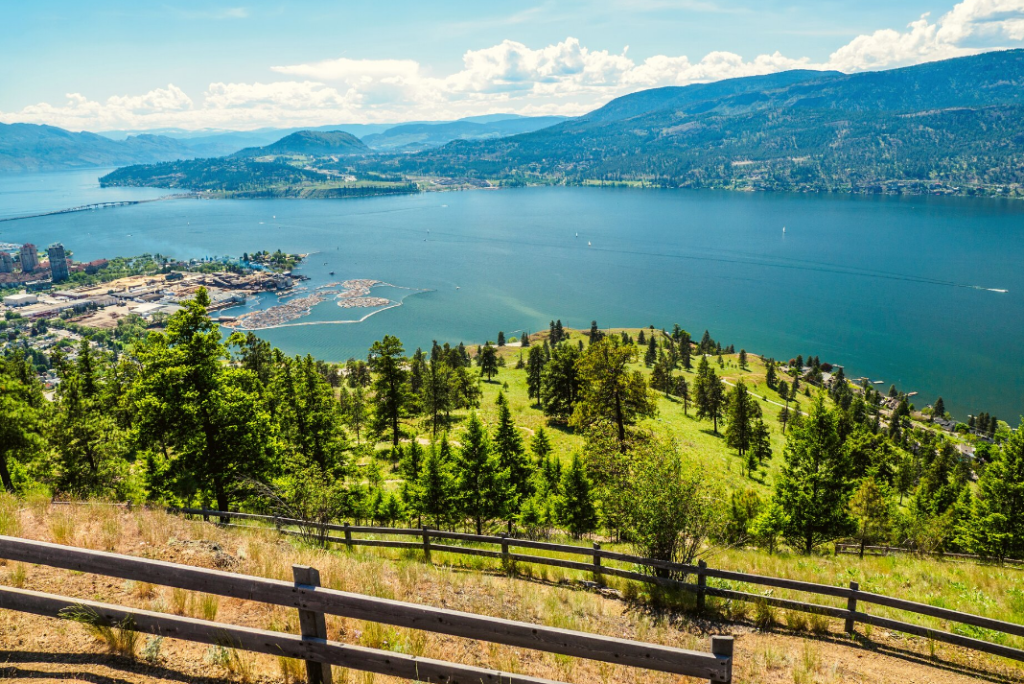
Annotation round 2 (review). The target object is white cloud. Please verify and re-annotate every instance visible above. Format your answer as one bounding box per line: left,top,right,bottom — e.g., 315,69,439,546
1,0,1022,131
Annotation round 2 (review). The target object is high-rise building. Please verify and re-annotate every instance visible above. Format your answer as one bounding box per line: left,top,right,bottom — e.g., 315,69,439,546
19,243,38,272
0,252,13,273
47,243,70,282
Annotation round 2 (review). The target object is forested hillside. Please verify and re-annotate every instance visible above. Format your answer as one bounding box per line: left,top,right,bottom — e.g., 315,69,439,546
2,291,1019,565
373,50,1024,196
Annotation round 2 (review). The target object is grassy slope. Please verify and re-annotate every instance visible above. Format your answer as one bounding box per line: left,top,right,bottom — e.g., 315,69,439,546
436,328,814,496
1,501,1019,684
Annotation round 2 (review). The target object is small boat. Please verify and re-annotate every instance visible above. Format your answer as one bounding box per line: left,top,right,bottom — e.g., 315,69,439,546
588,241,592,246
783,226,786,233
329,271,335,276
575,232,578,238
456,286,460,290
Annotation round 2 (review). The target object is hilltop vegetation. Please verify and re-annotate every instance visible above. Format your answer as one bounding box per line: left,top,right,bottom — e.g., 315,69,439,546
230,130,370,158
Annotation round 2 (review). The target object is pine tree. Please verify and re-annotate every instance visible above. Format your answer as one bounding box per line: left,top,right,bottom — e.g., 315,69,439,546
676,376,690,415
774,397,855,554
540,343,583,421
368,335,410,448
725,379,760,457
570,338,657,445
588,320,602,344
554,320,565,343
132,289,277,514
699,330,713,354
452,414,509,535
693,356,726,434
555,454,597,538
751,419,772,467
738,349,748,369
849,477,892,557
526,344,546,405
765,359,777,388
521,331,530,347
418,438,455,529
478,343,499,382
644,336,657,366
678,330,692,370
933,396,946,421
531,427,553,463
962,422,1024,560
494,392,532,527
637,329,646,346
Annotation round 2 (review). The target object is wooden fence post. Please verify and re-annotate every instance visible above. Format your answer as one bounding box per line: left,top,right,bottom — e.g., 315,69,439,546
845,581,859,634
710,635,734,683
292,565,333,684
500,534,510,568
697,560,708,612
422,527,431,564
343,523,352,551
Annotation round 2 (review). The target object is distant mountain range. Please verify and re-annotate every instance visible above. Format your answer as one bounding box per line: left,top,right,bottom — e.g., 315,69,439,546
383,50,1024,196
0,113,566,173
361,116,567,151
0,123,197,173
78,50,1024,198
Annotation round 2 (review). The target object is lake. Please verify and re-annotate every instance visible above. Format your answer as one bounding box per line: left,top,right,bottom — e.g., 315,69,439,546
1,169,1022,422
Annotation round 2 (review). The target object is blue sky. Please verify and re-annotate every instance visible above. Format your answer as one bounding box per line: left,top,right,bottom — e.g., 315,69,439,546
2,0,1022,131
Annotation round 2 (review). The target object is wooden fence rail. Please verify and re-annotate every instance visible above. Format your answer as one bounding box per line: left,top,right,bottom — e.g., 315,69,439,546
835,543,1024,566
0,535,733,683
171,507,1024,665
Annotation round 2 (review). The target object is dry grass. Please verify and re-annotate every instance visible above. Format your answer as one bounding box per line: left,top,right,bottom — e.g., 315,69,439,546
0,502,1020,684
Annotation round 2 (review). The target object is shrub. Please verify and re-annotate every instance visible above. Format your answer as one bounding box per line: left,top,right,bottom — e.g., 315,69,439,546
62,606,139,658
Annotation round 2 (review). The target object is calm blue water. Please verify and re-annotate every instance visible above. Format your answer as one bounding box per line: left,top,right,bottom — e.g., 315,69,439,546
2,169,1022,421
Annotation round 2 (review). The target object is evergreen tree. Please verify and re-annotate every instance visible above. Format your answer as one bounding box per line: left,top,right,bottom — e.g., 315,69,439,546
497,331,505,347
531,427,553,463
418,438,455,529
961,423,1024,560
849,477,892,557
494,392,532,527
0,353,44,492
725,379,760,458
738,349,748,369
765,359,777,389
570,338,657,445
399,440,424,482
452,414,509,535
526,344,546,405
540,343,583,421
132,289,278,514
693,356,726,434
409,348,427,398
644,336,657,366
676,375,690,415
343,384,368,443
933,396,946,421
678,330,692,370
699,330,713,354
588,320,602,344
271,354,349,475
478,343,499,382
637,329,646,346
368,335,410,448
774,397,855,554
520,331,530,347
778,405,791,434
555,454,597,538
750,419,772,468
554,320,565,343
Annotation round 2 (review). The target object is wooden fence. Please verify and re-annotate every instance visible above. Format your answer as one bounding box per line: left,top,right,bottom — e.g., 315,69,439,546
173,507,1024,665
835,542,1024,566
0,534,734,684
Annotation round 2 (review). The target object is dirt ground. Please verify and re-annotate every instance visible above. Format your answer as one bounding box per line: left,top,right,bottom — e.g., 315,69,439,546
1,505,1022,684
